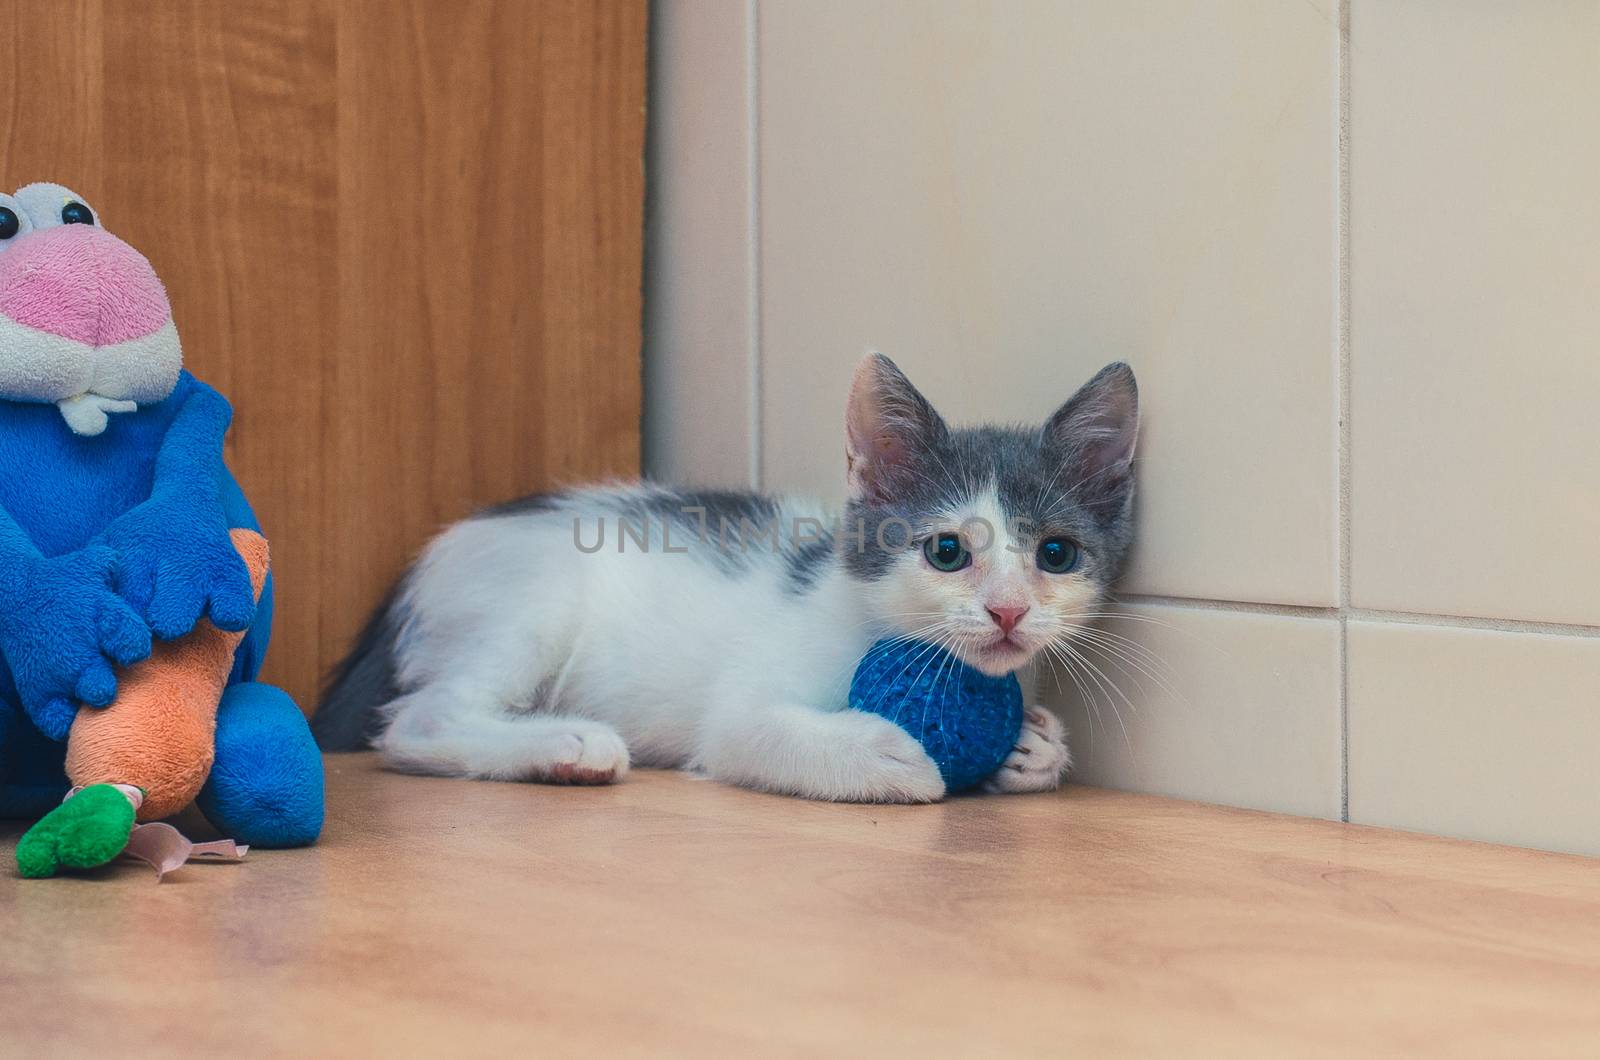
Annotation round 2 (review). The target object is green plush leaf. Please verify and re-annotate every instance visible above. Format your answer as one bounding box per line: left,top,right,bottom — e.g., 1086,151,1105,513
16,784,136,878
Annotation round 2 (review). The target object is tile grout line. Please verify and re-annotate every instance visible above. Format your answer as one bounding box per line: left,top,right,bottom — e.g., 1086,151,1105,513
1116,594,1337,620
746,0,764,492
1344,608,1600,639
1116,592,1600,640
1337,0,1353,823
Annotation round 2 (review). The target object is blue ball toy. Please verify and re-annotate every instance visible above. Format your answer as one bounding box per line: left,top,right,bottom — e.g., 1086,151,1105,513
849,638,1024,793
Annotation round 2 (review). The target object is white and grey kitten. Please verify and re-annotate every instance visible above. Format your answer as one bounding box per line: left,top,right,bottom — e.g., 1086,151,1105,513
313,354,1139,803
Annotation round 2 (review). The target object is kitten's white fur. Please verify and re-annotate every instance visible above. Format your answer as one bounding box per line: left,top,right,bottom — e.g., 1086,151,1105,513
352,354,1141,802
374,484,1077,802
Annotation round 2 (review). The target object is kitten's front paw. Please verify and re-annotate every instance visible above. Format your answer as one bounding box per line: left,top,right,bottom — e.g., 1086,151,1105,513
827,711,946,804
537,723,631,785
982,706,1071,795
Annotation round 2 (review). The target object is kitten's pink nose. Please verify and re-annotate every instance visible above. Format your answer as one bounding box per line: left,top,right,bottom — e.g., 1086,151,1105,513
0,223,172,346
986,605,1029,635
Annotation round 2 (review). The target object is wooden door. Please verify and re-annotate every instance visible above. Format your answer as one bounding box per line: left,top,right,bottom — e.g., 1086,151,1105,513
0,0,647,707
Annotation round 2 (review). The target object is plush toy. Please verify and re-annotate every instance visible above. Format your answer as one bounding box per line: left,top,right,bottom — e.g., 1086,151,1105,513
849,638,1024,793
0,182,323,878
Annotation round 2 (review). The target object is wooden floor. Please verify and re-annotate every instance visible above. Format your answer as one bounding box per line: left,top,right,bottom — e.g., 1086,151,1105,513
3,756,1598,1057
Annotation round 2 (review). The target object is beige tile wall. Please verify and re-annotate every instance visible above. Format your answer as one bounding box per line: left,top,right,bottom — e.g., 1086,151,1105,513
1349,0,1600,628
758,0,1340,607
1348,621,1600,857
643,0,758,489
646,1,1600,854
1052,603,1342,820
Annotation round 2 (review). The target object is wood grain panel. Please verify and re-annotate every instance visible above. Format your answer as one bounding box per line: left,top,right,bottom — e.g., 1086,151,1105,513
0,0,646,708
0,0,104,185
99,0,340,721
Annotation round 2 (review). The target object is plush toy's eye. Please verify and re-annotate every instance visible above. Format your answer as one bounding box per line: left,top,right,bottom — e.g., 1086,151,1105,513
1036,537,1080,574
11,184,98,232
0,194,31,247
923,532,971,573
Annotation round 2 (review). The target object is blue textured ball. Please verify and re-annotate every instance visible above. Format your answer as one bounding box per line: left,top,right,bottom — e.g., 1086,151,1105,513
849,639,1024,793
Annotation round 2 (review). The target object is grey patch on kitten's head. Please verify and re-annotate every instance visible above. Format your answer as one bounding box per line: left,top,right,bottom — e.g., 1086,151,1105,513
476,490,570,519
574,484,806,579
632,487,781,538
783,532,835,593
629,487,782,576
839,353,1139,590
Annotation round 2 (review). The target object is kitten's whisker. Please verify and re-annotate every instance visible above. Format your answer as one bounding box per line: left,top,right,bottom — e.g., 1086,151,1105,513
903,627,962,715
1072,637,1175,709
854,626,958,735
1073,644,1177,712
1042,641,1101,748
1068,630,1184,698
1041,643,1069,703
1042,459,1131,521
818,620,951,708
828,610,948,642
826,622,952,707
1052,640,1138,766
1045,638,1130,746
1068,626,1179,685
1065,639,1141,719
1080,604,1238,663
1068,610,1185,630
881,626,955,684
1066,625,1175,676
918,628,965,749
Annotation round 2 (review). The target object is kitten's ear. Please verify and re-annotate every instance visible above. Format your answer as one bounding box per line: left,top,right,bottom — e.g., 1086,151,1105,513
1045,362,1140,509
845,352,948,501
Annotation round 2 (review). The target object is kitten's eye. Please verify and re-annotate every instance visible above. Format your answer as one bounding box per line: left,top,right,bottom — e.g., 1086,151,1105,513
922,532,971,573
1036,537,1081,574
0,207,18,240
60,201,94,225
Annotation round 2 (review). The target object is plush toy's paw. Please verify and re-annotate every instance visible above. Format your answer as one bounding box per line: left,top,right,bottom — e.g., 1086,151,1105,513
982,707,1072,795
15,784,136,878
0,546,153,739
88,383,255,639
100,493,256,640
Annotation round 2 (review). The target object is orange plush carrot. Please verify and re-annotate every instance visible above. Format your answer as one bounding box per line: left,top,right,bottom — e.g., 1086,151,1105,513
64,528,271,820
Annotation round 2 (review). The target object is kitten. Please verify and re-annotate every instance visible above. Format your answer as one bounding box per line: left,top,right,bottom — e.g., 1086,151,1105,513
313,354,1139,803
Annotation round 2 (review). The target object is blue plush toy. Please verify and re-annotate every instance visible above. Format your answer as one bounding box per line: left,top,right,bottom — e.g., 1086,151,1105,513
850,638,1024,793
0,182,322,876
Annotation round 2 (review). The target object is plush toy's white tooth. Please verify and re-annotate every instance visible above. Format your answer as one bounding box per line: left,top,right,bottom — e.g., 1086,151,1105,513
57,396,108,436
57,394,138,436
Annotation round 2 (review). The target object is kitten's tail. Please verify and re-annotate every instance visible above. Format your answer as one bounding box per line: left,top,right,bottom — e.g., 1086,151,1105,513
311,580,407,752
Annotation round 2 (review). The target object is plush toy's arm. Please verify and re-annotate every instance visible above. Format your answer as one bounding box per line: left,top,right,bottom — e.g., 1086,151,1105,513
148,382,234,494
0,498,37,560
0,504,153,740
95,383,256,641
66,530,272,820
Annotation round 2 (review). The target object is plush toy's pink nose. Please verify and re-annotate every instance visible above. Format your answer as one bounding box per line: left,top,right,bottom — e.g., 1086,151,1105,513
0,223,172,347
